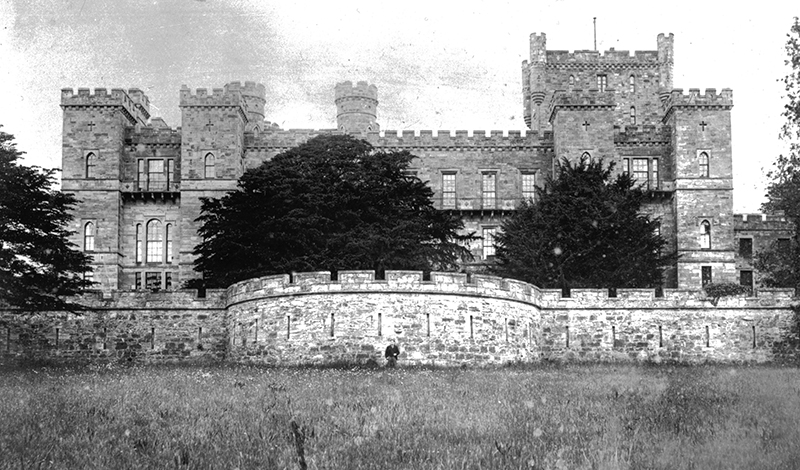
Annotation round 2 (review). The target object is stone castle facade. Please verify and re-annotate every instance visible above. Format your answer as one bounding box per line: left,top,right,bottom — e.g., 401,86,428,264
60,32,791,293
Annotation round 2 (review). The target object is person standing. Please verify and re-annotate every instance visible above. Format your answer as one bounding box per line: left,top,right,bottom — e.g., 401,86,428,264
384,343,400,367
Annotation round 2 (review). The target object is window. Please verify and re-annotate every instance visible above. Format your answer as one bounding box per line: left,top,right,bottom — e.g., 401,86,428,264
166,224,173,264
699,151,709,177
629,75,635,93
134,272,142,290
148,159,166,191
86,153,96,178
135,224,143,263
167,159,175,187
253,126,259,137
84,222,95,251
700,220,711,249
739,238,753,258
442,173,456,208
522,173,536,202
482,227,497,259
145,272,162,291
622,158,630,176
630,106,636,125
146,220,162,263
581,151,591,161
596,74,607,92
204,153,216,179
701,266,712,287
482,172,496,209
137,159,146,190
165,272,173,290
740,270,753,291
569,75,575,87
632,158,649,186
652,158,659,189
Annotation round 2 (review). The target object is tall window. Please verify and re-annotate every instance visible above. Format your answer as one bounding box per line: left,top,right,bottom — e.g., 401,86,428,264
622,158,630,176
482,172,496,209
442,173,456,208
569,75,575,87
700,220,711,249
85,153,96,178
632,158,649,186
596,75,607,92
701,266,712,287
135,224,143,263
146,220,162,263
699,151,710,177
652,158,659,189
482,227,497,259
137,159,146,190
84,222,95,251
167,159,175,187
740,270,753,291
581,152,591,161
148,160,166,190
522,173,536,202
204,153,216,179
166,224,173,264
134,272,142,290
630,106,636,125
629,75,636,93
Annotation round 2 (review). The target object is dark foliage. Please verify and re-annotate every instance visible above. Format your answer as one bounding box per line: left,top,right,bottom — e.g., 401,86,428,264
0,128,93,311
492,156,673,289
758,18,800,290
191,134,475,287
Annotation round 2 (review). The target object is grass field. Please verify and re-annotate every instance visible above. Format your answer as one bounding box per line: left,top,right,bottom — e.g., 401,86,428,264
1,362,800,469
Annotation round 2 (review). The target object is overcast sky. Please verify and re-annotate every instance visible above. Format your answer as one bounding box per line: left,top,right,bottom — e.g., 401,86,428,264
0,0,796,212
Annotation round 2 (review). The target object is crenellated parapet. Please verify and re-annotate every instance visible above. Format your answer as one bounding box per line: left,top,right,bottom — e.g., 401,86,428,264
545,48,660,69
734,213,793,230
225,81,266,124
546,89,616,123
335,80,378,101
125,126,183,146
61,87,150,125
662,88,733,112
335,80,379,133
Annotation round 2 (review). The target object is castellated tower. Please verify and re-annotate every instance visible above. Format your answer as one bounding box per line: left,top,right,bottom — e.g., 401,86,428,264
521,33,547,131
60,87,151,291
664,88,736,288
335,81,380,134
177,83,251,285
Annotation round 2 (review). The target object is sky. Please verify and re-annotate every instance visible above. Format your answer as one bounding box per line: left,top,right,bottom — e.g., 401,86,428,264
0,0,796,213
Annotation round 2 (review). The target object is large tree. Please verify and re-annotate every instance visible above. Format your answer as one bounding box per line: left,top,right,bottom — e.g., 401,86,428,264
756,17,800,290
0,128,93,311
192,134,475,287
492,156,673,290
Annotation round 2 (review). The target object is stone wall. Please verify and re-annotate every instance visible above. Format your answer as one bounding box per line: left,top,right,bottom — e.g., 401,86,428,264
2,271,796,366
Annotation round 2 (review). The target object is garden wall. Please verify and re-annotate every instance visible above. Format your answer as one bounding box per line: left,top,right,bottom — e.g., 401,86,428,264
1,271,797,365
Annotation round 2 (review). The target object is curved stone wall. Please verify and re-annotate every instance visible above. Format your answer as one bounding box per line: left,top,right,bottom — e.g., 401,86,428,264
225,270,797,366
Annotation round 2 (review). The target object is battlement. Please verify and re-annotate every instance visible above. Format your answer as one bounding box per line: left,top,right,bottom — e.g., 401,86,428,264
126,126,182,146
734,213,793,230
662,88,733,110
61,87,148,125
546,48,660,64
179,85,248,109
335,80,378,101
546,89,616,122
224,81,266,98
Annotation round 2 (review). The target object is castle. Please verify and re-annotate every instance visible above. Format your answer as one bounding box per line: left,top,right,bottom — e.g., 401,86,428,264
60,32,792,293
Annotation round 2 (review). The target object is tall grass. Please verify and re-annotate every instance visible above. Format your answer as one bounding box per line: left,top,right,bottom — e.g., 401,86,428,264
1,363,799,469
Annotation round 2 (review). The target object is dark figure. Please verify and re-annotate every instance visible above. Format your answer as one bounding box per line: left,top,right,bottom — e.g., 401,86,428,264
384,343,400,368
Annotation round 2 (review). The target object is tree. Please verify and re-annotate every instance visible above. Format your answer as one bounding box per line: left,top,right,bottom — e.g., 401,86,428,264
0,128,93,311
756,17,800,290
492,156,673,290
192,134,475,287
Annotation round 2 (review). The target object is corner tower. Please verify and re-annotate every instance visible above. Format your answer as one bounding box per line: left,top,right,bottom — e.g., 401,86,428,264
335,81,379,134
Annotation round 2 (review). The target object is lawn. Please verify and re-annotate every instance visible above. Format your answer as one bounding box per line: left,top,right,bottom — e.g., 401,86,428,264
1,362,799,469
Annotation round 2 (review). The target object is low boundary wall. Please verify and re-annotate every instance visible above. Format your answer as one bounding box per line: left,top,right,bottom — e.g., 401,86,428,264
1,271,796,365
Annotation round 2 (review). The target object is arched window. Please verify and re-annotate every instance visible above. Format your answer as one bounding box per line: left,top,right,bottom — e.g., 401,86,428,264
84,222,95,251
166,223,173,264
630,106,636,125
629,75,635,93
86,153,96,178
146,220,162,263
204,153,215,179
699,151,709,177
569,75,575,87
581,152,591,161
700,220,711,249
135,223,143,263
253,126,259,137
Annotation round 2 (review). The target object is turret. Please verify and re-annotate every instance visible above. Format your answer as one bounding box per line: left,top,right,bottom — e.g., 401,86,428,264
657,33,674,92
225,81,266,132
523,33,547,131
335,81,379,134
